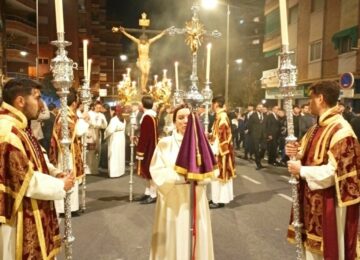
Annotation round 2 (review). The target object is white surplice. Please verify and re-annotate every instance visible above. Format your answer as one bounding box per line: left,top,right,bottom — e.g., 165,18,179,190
149,131,215,260
210,136,234,204
104,116,126,178
86,111,108,175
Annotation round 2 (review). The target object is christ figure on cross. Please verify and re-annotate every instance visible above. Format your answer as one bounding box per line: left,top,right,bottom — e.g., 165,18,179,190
118,27,168,93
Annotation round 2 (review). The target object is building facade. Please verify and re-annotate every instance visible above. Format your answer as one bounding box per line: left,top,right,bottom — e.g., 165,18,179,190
261,0,360,112
2,0,123,96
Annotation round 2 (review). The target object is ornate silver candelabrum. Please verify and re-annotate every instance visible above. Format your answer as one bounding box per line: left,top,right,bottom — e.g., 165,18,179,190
79,79,92,212
129,111,136,202
50,32,77,260
173,89,184,106
201,81,213,134
278,44,304,260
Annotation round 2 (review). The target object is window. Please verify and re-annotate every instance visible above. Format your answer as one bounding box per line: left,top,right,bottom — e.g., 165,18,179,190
265,9,280,35
39,36,49,44
311,0,324,13
309,41,322,61
289,5,298,25
338,36,352,54
38,58,49,65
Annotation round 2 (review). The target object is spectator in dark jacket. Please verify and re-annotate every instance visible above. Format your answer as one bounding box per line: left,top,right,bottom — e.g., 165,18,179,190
299,104,315,139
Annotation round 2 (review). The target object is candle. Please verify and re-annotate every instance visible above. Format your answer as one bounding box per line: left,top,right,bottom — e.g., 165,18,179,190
279,0,289,46
206,43,212,82
87,59,92,81
54,0,64,34
163,69,167,79
154,74,158,83
83,39,88,81
174,61,179,91
127,67,131,76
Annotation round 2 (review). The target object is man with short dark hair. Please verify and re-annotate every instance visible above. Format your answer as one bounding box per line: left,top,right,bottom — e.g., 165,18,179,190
135,95,158,204
0,78,74,259
286,80,360,260
247,103,266,170
208,95,236,209
299,103,315,139
266,105,281,166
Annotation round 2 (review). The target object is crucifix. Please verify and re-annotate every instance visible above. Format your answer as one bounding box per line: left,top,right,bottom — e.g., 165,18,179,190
112,13,172,93
169,3,221,100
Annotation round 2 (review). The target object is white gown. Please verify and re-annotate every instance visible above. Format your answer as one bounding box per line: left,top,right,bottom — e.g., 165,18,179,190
210,136,234,204
104,116,126,178
149,131,215,260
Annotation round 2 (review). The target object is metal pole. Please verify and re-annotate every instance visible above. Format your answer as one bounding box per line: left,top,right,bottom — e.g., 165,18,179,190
51,32,77,260
129,111,136,202
112,58,115,95
225,3,230,105
202,80,213,134
278,44,304,260
36,0,39,79
80,79,91,212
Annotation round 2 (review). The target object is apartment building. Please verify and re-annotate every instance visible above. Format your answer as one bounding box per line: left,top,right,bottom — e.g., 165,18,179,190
261,0,360,112
2,0,123,95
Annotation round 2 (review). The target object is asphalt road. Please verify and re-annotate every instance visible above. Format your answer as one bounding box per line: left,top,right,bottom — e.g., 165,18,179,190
58,157,297,260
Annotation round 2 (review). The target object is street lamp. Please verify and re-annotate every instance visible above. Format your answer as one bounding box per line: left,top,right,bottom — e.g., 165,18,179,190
201,0,230,105
112,55,128,95
20,51,28,57
120,54,128,62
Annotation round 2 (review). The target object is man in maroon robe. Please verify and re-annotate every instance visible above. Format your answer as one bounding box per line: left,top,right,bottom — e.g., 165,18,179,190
135,95,158,204
286,81,360,260
0,78,74,259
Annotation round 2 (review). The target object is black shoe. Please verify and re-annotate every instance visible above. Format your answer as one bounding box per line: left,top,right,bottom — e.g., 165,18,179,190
209,202,225,209
140,197,157,204
133,194,150,202
256,165,264,170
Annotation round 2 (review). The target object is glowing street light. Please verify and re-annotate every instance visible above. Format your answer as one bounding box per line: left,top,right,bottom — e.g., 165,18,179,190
235,58,243,64
201,0,218,9
120,54,128,61
20,51,28,57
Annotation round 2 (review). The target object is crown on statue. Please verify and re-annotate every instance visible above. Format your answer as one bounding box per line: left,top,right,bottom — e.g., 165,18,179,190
149,73,172,104
118,73,137,104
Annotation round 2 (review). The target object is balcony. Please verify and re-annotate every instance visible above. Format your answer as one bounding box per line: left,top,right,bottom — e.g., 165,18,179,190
6,44,36,65
6,0,36,12
5,15,36,41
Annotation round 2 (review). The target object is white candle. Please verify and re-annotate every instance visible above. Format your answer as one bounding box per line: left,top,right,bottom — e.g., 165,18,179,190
279,0,289,46
127,67,131,76
163,69,167,79
83,39,88,81
154,75,158,82
206,43,212,82
54,0,64,34
87,59,92,81
174,62,179,91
